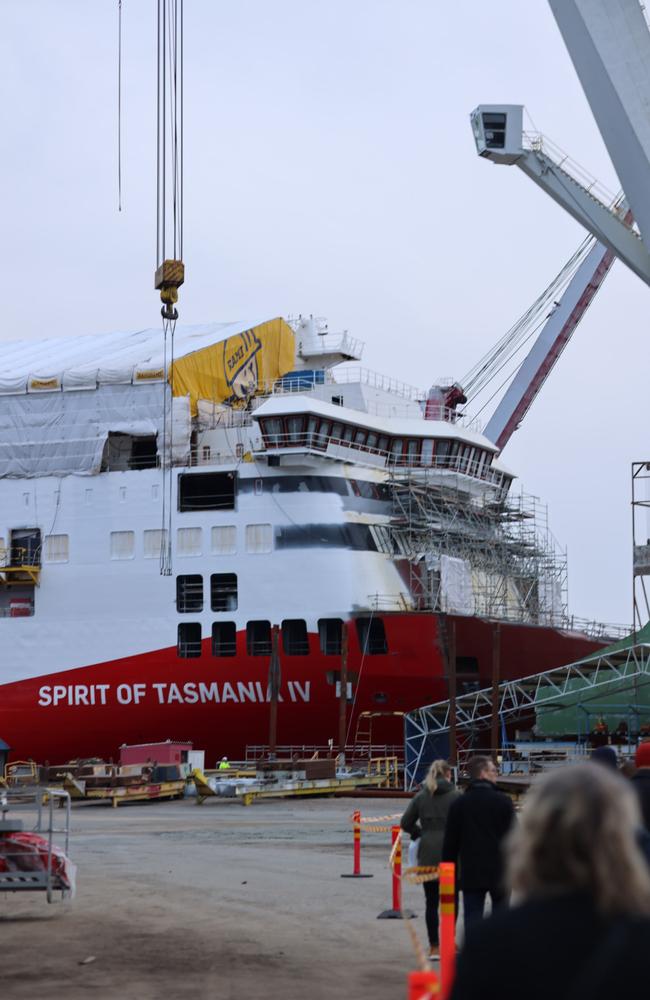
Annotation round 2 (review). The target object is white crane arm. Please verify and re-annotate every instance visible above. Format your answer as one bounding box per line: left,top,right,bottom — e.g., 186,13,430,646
483,239,613,451
548,0,650,248
470,105,650,287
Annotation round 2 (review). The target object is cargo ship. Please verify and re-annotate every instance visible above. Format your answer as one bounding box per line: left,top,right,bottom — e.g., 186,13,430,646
0,315,620,765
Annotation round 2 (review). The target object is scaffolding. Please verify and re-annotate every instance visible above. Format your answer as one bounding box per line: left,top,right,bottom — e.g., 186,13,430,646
386,469,568,626
404,629,650,788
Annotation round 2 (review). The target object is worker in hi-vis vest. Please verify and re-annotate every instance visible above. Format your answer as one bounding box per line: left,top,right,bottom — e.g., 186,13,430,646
218,756,230,770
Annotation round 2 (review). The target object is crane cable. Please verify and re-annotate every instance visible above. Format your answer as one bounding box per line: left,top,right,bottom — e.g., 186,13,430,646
117,0,123,212
459,235,595,406
156,0,184,576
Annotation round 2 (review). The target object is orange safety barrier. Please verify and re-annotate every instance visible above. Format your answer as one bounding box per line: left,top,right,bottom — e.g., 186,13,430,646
407,970,440,999
378,826,415,919
340,809,373,879
438,862,456,999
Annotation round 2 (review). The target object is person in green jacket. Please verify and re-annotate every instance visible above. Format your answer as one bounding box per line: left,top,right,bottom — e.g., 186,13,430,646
401,759,460,959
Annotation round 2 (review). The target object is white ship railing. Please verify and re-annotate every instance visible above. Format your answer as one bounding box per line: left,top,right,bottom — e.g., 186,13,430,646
296,332,365,359
256,430,508,488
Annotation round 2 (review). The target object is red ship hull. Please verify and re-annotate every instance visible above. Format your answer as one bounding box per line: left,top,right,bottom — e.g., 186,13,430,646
0,613,605,765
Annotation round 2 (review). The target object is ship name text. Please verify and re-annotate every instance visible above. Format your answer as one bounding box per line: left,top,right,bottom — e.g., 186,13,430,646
37,680,311,707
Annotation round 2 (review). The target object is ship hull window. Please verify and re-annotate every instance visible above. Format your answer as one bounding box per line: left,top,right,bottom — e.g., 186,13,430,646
177,574,204,613
421,439,434,465
211,573,238,612
247,620,272,656
276,523,378,552
246,523,273,554
177,527,202,557
282,619,309,656
356,617,388,655
211,525,237,555
318,618,343,655
212,621,237,657
110,530,135,560
43,534,69,563
178,472,237,512
178,622,202,658
144,528,168,559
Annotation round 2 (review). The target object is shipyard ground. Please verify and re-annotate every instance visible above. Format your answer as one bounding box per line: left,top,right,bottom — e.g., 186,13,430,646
1,797,439,1000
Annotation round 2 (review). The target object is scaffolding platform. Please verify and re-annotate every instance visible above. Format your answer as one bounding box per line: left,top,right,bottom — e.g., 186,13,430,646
405,624,650,788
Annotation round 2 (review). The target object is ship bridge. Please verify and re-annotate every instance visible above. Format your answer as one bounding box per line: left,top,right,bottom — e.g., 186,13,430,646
251,396,511,496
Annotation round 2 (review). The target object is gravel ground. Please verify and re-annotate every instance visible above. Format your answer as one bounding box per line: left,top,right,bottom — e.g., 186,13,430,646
0,796,442,1000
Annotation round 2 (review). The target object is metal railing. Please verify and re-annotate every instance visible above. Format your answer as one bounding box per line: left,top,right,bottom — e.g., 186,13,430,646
257,431,508,488
566,616,632,642
245,743,404,762
523,130,619,208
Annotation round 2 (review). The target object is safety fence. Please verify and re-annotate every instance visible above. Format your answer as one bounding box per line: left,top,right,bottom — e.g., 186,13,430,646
340,811,457,998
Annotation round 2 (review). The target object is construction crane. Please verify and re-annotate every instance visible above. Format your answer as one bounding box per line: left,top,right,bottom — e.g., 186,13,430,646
457,210,617,451
480,238,614,451
469,1,650,291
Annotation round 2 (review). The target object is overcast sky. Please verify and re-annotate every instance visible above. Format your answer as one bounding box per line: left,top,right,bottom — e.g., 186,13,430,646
2,1,648,626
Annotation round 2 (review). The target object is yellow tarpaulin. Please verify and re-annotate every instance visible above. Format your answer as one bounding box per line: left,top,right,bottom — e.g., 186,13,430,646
170,317,295,415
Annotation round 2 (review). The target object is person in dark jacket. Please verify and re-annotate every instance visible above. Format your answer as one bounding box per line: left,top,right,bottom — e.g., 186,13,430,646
401,759,460,959
450,763,650,1000
631,739,650,831
441,754,514,931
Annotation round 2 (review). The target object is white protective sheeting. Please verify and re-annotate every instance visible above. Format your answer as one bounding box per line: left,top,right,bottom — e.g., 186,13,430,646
440,555,474,615
0,320,268,394
0,383,191,478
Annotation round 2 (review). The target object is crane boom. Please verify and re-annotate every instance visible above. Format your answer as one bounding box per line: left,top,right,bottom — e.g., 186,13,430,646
548,0,650,250
470,105,650,287
483,239,613,450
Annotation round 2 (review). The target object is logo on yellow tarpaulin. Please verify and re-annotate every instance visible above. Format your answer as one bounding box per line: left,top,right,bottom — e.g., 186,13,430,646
222,328,263,402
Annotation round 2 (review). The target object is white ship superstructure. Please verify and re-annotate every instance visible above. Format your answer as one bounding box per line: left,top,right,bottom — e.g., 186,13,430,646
0,316,606,763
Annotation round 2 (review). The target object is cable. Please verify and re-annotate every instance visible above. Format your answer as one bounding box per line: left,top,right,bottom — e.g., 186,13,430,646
117,0,123,212
460,236,595,407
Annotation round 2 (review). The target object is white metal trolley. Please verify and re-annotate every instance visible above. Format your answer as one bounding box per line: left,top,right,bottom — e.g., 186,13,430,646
0,787,73,902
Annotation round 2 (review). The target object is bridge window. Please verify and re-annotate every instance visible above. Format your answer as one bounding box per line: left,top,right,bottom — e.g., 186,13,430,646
265,418,283,446
436,440,450,467
406,440,420,463
421,439,434,465
211,573,238,612
247,620,272,656
282,619,309,656
286,416,304,443
178,622,202,658
212,621,237,657
177,574,203,613
356,617,388,655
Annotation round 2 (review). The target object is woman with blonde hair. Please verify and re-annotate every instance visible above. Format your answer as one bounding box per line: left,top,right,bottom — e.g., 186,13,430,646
401,759,459,959
450,763,650,999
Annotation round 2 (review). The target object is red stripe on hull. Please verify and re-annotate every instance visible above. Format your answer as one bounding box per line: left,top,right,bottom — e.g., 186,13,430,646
0,615,605,764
